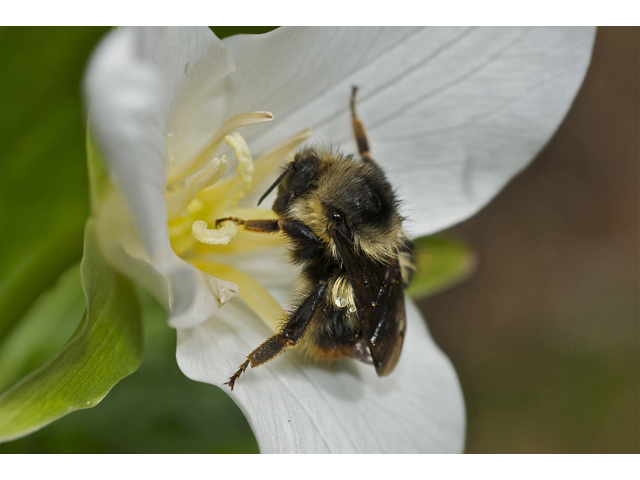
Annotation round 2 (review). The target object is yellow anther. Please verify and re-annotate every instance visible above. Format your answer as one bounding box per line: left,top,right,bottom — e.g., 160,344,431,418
225,133,254,184
167,111,273,185
192,219,238,245
218,133,256,211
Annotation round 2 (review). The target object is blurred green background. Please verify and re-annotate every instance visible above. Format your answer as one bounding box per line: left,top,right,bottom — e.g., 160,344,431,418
0,27,637,453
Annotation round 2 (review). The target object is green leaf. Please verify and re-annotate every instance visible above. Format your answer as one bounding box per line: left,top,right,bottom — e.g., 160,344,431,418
0,264,85,394
0,220,142,443
0,292,258,454
407,235,477,300
0,27,111,345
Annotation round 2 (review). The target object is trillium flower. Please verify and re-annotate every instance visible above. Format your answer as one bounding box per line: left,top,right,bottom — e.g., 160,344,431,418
84,26,595,453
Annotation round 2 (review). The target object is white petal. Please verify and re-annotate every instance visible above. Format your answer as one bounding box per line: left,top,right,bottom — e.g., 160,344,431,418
165,263,239,329
176,297,464,453
84,27,238,326
85,27,171,259
220,27,596,236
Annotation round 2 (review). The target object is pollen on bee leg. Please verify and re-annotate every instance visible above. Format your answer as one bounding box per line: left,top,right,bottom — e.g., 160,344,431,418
331,275,356,311
335,294,348,308
192,219,238,245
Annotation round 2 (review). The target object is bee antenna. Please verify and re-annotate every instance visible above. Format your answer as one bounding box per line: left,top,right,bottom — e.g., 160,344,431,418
350,85,359,117
257,164,294,206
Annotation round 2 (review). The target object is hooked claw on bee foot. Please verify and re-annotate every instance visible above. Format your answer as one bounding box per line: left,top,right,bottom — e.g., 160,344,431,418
214,217,246,229
224,359,251,391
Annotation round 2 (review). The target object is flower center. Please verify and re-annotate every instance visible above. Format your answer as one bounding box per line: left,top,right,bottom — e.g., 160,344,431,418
164,112,311,329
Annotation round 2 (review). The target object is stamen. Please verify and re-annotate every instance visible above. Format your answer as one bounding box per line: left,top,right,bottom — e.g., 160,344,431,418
166,155,227,220
167,111,273,186
226,133,254,184
217,133,256,211
195,127,311,209
192,220,238,245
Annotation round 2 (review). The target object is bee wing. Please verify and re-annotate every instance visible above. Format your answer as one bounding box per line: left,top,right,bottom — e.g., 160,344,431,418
358,257,406,376
333,232,407,376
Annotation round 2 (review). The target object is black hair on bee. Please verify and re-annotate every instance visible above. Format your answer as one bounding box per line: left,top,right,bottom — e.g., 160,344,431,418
218,86,414,390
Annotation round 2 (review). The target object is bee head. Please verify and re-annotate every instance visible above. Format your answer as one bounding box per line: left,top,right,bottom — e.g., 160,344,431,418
259,149,321,213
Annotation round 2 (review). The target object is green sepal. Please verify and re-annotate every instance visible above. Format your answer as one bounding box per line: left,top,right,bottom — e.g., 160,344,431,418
86,125,113,213
407,235,476,300
0,27,111,346
0,220,142,443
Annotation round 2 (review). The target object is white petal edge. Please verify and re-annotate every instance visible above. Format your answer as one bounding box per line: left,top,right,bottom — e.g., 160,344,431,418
176,296,465,453
84,27,239,328
218,27,596,237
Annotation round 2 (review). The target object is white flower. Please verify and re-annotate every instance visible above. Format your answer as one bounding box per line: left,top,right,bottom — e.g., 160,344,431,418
84,26,595,453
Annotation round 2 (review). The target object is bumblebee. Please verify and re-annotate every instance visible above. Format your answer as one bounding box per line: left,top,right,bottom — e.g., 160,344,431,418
219,87,414,389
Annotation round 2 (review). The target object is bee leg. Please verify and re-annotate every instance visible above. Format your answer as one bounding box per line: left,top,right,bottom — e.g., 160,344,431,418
278,218,323,246
215,217,280,233
225,360,250,390
224,279,328,390
350,85,373,163
215,217,324,248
